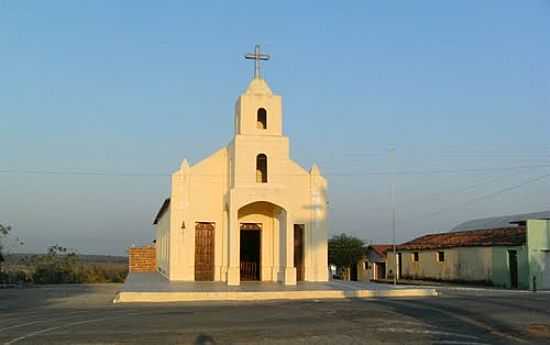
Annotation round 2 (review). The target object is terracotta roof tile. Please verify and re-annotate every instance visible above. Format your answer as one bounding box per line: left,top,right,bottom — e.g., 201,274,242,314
368,244,394,257
394,227,526,251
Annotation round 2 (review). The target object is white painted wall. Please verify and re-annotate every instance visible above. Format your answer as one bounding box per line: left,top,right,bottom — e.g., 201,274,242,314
155,206,170,277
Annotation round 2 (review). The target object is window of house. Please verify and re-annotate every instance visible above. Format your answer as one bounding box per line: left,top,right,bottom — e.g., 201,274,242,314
437,251,445,262
257,108,267,129
256,154,267,183
412,252,419,262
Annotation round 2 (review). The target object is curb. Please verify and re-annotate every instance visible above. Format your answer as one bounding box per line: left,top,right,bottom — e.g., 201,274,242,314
113,288,438,303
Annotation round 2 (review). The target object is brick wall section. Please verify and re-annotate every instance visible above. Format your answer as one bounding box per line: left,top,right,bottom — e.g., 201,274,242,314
128,245,157,273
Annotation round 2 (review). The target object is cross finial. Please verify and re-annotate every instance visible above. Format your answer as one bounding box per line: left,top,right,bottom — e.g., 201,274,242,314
244,44,270,79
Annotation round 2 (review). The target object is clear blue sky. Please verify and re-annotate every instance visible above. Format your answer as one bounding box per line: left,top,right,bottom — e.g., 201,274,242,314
1,1,549,255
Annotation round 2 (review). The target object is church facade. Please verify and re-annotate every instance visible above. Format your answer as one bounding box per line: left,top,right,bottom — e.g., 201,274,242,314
153,55,328,286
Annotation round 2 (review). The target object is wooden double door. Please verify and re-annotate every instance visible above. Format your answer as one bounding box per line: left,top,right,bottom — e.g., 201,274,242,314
195,223,215,281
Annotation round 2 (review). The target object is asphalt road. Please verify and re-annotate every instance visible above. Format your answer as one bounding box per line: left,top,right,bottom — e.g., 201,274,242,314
1,284,550,345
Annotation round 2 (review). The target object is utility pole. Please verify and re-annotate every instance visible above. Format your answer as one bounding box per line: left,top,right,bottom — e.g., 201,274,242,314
390,147,398,286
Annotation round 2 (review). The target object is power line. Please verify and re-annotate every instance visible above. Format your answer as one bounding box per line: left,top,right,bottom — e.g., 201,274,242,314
331,150,550,158
465,172,550,204
398,172,519,206
1,163,549,178
326,164,550,176
0,170,170,177
424,171,550,218
398,161,550,206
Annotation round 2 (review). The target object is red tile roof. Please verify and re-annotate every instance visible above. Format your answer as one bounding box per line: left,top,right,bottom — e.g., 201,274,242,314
368,244,394,257
394,227,526,251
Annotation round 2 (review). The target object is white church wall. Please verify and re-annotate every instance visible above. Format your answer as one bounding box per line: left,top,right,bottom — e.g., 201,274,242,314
188,148,228,281
155,207,170,277
169,169,187,281
309,171,329,282
167,148,228,282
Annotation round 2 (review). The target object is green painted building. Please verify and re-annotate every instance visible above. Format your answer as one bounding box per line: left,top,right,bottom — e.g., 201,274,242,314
527,219,550,290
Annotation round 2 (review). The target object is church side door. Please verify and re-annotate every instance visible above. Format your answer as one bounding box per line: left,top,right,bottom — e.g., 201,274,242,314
294,224,305,281
195,223,215,281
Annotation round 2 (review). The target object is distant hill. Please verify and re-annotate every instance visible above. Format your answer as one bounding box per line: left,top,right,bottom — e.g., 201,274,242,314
5,253,127,264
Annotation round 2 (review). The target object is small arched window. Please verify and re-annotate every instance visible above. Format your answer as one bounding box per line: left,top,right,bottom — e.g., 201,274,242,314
257,108,267,129
256,154,267,183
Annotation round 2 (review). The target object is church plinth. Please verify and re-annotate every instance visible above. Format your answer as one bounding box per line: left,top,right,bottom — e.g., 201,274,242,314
279,267,297,286
226,267,240,286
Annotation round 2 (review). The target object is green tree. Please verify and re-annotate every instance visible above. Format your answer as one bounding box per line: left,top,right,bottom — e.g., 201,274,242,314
0,224,24,263
0,224,11,270
1,224,27,283
328,233,365,275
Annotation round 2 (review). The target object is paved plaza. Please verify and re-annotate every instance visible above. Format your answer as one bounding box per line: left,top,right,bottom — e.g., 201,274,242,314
2,284,550,344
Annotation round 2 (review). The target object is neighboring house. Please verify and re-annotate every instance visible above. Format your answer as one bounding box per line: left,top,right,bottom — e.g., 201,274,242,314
387,227,528,288
357,245,392,282
386,216,550,289
153,53,329,286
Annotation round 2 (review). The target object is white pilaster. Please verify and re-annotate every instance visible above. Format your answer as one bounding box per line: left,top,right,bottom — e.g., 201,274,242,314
226,205,240,286
220,208,229,281
278,210,296,285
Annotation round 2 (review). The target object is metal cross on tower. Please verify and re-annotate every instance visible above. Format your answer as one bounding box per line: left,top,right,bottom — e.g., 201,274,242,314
244,44,270,79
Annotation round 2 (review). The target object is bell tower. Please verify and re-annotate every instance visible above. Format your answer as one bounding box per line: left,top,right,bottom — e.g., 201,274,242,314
230,45,289,189
234,45,283,137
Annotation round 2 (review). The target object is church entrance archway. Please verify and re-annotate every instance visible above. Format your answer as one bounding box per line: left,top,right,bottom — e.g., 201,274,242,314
240,223,261,280
237,201,287,282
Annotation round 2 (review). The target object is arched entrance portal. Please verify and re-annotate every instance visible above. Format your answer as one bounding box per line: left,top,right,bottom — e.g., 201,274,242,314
238,201,285,282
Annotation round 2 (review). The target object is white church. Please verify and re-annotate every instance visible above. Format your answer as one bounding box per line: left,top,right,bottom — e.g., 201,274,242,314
153,46,329,286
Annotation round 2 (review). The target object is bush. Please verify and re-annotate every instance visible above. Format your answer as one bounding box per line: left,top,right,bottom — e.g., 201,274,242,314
79,263,128,283
0,270,31,285
8,245,130,285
